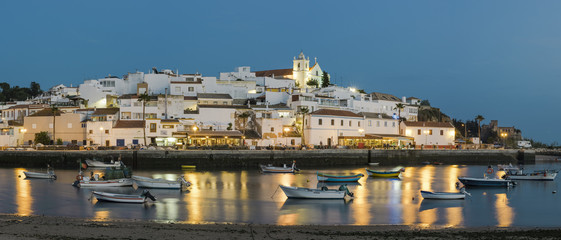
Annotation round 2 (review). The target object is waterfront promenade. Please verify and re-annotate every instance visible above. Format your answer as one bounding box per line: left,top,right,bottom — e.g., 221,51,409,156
0,149,536,169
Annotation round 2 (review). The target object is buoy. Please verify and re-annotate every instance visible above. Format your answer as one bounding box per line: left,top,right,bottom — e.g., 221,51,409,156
553,191,557,194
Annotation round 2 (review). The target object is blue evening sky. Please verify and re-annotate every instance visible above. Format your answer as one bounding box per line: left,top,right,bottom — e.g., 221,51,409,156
1,1,560,143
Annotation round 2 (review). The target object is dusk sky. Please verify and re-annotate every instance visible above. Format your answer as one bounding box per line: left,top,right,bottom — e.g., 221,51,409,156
1,1,560,143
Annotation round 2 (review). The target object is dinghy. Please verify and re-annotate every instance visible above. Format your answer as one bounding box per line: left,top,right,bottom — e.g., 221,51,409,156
280,185,353,199
133,175,191,189
75,177,133,188
260,161,299,173
368,162,380,166
457,176,515,187
92,190,156,203
503,168,558,181
420,188,470,200
317,172,364,182
365,168,405,178
23,167,56,179
85,159,124,168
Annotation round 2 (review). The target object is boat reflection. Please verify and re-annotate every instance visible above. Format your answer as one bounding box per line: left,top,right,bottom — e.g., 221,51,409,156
278,199,353,225
316,182,362,188
419,199,465,212
15,168,32,216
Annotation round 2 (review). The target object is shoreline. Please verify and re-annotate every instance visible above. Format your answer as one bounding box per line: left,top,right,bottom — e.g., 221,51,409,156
2,214,561,239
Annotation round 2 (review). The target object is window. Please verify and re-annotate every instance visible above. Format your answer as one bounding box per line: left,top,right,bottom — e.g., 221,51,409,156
163,125,174,129
440,130,444,135
318,119,322,125
331,119,334,125
392,122,395,127
368,120,372,126
305,119,308,126
384,121,387,127
32,124,36,129
418,129,421,135
89,130,93,134
150,123,157,132
271,127,275,132
341,120,344,126
105,130,109,134
67,123,72,128
349,121,352,127
175,86,181,92
71,140,77,145
188,87,194,92
49,123,53,129
376,121,380,127
213,101,218,104
429,130,433,135
358,121,361,127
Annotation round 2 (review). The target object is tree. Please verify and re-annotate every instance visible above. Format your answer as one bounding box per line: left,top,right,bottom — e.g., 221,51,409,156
420,100,431,106
56,138,63,145
321,71,330,88
394,103,405,135
34,131,51,145
50,105,59,145
30,82,42,96
298,106,309,146
137,92,151,146
306,79,319,88
236,111,252,136
81,99,89,108
475,115,485,148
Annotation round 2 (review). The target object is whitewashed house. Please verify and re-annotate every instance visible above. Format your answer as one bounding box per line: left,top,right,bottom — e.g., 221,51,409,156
304,109,365,147
401,121,455,149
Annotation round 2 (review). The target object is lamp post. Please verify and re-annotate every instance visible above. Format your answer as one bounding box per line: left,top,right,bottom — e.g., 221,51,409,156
501,132,508,149
99,127,104,147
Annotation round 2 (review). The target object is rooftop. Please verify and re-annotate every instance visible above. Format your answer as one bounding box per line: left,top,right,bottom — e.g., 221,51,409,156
254,69,292,78
197,93,232,99
402,121,454,128
310,109,362,118
113,120,144,128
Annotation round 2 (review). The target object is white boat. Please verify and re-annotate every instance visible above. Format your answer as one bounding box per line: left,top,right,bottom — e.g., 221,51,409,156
279,185,353,199
23,169,56,179
92,190,156,204
74,176,133,188
457,176,515,187
420,189,470,200
85,159,124,168
497,163,518,171
503,168,558,181
368,162,380,166
133,175,191,189
260,161,299,173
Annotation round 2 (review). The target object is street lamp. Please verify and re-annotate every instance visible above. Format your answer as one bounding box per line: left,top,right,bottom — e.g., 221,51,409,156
99,127,104,147
501,132,508,148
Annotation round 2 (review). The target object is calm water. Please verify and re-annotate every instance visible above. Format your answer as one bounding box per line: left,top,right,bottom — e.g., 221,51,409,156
3,162,561,227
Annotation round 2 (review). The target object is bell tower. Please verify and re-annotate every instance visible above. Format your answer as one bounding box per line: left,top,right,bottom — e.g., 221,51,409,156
293,51,310,88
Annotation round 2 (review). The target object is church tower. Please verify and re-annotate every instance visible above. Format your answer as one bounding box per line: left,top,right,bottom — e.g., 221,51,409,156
293,51,310,88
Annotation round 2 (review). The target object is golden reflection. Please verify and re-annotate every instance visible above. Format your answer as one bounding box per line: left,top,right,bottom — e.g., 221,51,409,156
495,193,513,227
277,213,298,225
445,207,462,227
446,165,460,192
419,166,434,192
184,173,202,223
93,210,109,221
156,198,179,220
15,168,32,216
352,168,369,225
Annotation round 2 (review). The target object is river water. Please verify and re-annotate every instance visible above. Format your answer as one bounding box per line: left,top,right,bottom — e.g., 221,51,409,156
3,162,561,227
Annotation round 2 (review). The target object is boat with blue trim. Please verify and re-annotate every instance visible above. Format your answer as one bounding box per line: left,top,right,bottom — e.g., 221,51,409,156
317,172,364,182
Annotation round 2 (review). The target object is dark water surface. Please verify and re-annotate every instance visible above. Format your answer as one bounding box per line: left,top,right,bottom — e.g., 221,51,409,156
3,162,561,227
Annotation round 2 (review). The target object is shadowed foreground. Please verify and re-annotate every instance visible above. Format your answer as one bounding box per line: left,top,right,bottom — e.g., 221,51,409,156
1,215,560,240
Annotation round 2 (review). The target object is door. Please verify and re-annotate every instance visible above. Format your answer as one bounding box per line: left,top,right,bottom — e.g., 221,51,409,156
116,139,125,146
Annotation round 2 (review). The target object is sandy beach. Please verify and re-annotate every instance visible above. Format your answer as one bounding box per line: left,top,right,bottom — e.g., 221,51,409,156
1,214,560,240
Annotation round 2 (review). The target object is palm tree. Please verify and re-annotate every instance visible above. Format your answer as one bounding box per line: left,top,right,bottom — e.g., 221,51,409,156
81,99,89,108
50,105,59,145
475,115,485,148
394,103,405,135
137,92,151,146
298,106,309,146
236,111,252,136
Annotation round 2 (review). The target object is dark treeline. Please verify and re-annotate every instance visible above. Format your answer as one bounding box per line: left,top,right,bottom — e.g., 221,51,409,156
0,82,43,102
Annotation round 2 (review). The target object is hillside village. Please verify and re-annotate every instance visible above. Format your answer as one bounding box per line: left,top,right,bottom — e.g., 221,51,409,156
0,52,522,149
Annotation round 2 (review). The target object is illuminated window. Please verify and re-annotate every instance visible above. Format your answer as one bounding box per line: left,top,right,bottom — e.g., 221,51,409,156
150,123,157,132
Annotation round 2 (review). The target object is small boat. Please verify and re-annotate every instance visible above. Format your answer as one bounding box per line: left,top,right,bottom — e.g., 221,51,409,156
420,188,470,200
85,159,124,168
23,167,56,179
92,190,156,204
368,162,380,166
280,185,353,199
260,161,299,173
421,162,431,165
365,168,405,178
497,163,517,171
457,176,515,187
503,168,558,181
75,178,133,188
133,175,191,189
432,162,443,165
181,165,196,170
317,172,364,182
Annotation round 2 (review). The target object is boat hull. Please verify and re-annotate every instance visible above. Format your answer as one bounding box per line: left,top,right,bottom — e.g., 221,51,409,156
365,169,401,178
458,177,514,187
133,176,189,189
77,178,133,188
260,165,295,173
505,173,557,181
317,173,363,182
23,171,56,179
420,190,465,200
92,191,146,203
85,159,123,168
280,185,347,199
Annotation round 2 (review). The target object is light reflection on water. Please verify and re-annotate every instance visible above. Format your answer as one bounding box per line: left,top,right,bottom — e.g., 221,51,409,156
6,163,561,227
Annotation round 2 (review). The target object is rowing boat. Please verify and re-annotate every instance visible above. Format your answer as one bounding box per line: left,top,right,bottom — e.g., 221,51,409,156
260,161,299,173
92,190,156,203
133,175,191,189
317,172,364,182
365,168,405,178
280,185,353,199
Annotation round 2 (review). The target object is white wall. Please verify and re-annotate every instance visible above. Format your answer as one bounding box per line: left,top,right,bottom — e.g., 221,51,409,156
304,114,364,145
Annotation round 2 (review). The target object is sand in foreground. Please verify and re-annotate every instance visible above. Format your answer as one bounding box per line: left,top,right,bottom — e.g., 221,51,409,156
1,214,560,240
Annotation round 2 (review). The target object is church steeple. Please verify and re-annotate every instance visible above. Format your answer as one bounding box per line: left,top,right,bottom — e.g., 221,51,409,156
293,51,310,88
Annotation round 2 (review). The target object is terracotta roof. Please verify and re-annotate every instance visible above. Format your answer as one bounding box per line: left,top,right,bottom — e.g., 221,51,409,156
28,109,62,117
370,92,401,102
359,112,395,119
197,93,232,99
184,96,198,100
113,120,144,128
7,104,47,110
402,121,454,128
254,69,293,78
310,109,362,118
92,108,119,116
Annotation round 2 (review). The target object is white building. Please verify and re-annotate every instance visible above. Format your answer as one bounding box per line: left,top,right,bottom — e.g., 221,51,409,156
401,121,455,148
304,109,365,147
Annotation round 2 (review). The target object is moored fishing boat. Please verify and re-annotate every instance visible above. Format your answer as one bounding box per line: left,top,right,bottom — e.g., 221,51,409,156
420,188,470,200
133,175,191,189
23,167,56,179
92,190,156,203
75,177,133,188
503,168,558,181
368,162,380,166
365,168,405,178
260,161,299,173
457,176,515,187
85,159,124,168
280,185,353,199
317,172,364,182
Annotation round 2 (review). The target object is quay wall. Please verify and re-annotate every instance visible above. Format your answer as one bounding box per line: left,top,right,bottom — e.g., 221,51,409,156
0,149,535,170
